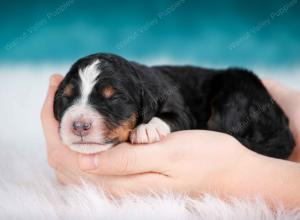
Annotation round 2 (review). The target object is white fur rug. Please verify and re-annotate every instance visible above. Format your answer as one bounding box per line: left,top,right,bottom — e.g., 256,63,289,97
0,64,299,219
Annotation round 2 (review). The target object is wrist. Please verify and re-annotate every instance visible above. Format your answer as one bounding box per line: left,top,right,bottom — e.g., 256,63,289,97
217,151,266,199
220,151,300,208
207,136,253,196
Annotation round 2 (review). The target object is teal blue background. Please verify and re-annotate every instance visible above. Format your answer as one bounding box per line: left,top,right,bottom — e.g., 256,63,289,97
1,0,299,68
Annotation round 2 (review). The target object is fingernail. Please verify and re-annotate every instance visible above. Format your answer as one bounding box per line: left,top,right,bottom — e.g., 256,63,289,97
79,154,98,170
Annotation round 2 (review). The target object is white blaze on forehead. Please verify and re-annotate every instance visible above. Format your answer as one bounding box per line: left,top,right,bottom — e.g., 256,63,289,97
78,59,101,104
59,59,114,154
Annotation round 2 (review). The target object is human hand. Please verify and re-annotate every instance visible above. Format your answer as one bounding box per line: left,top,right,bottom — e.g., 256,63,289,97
41,75,122,187
41,75,250,195
76,123,300,207
42,75,300,202
77,130,252,196
41,74,93,185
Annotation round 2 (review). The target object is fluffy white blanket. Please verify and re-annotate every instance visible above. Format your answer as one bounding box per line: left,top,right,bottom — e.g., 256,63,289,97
0,65,299,219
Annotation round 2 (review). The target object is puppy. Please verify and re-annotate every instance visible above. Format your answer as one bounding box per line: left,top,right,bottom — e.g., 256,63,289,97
54,53,295,158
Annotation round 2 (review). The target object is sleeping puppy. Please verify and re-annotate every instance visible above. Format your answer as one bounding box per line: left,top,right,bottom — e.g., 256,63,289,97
53,53,295,159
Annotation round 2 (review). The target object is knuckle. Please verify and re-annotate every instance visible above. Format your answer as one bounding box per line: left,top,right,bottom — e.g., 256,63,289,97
47,149,61,170
55,172,74,186
55,172,66,185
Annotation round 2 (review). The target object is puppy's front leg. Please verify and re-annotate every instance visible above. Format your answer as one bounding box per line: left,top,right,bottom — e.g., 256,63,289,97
130,108,193,144
130,117,171,144
130,86,194,144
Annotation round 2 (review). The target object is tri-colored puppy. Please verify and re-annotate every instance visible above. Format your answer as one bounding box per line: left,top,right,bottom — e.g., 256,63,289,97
54,53,295,158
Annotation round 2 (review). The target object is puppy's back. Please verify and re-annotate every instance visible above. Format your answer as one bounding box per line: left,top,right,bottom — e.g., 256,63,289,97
152,66,295,158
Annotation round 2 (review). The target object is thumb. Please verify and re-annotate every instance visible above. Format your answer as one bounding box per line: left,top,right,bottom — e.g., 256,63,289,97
41,74,63,117
41,74,64,144
78,142,169,176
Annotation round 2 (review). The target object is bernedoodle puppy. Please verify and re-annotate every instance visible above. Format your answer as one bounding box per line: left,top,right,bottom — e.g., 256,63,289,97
53,53,295,158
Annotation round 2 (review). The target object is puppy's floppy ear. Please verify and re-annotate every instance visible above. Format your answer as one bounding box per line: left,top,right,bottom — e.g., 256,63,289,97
53,80,66,121
128,62,159,123
139,85,159,123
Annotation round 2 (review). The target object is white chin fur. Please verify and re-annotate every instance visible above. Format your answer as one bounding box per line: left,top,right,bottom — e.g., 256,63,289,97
68,143,114,154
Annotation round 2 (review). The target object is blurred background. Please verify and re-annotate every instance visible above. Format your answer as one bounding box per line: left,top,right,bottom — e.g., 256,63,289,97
0,0,299,148
1,0,300,68
0,0,300,214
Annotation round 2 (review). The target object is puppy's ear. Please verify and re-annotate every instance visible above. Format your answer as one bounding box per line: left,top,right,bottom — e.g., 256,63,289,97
139,87,158,123
128,62,160,123
53,82,65,121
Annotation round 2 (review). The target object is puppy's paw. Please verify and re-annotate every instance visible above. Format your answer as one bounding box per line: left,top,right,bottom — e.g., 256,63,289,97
130,117,171,144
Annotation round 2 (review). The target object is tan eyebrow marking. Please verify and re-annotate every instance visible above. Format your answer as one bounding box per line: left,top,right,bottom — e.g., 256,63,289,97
102,86,115,98
63,84,74,97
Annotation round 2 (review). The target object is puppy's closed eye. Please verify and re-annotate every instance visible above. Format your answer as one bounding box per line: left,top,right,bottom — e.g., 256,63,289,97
101,86,115,98
63,84,74,97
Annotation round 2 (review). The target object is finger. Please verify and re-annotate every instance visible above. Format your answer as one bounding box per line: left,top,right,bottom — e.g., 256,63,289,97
41,74,63,122
40,75,79,173
41,74,63,145
78,142,170,176
47,143,79,172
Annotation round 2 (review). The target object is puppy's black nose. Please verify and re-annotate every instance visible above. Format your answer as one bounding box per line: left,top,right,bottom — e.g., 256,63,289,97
72,121,92,136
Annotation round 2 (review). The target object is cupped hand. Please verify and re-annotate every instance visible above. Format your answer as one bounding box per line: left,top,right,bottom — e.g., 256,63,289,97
41,75,300,198
77,130,250,196
41,74,84,184
41,74,251,196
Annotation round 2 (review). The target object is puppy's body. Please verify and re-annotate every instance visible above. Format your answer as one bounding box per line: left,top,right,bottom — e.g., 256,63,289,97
54,53,295,158
150,65,294,158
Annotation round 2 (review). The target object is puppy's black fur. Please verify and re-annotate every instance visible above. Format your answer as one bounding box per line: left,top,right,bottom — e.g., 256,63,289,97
54,53,295,159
